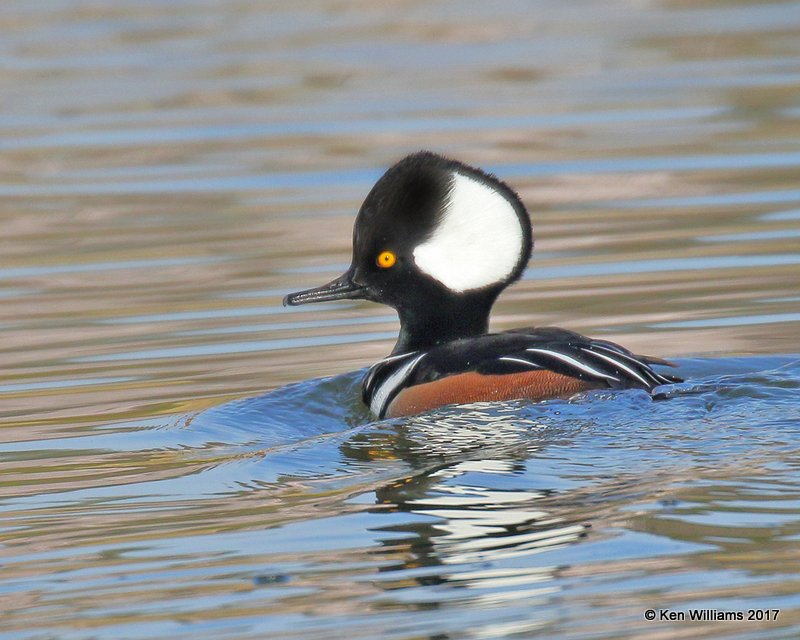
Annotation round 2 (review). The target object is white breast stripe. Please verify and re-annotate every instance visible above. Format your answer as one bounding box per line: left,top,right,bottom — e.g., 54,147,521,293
525,348,620,382
380,351,418,364
498,356,542,368
370,353,427,417
362,365,379,396
363,351,418,395
580,348,650,386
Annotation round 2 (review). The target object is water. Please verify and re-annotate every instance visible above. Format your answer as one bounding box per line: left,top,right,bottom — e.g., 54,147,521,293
2,1,800,638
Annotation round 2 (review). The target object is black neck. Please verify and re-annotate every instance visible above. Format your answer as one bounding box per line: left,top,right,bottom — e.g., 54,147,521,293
392,291,497,353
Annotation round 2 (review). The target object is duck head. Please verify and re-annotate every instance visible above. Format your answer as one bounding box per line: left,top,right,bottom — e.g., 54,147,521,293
284,152,532,352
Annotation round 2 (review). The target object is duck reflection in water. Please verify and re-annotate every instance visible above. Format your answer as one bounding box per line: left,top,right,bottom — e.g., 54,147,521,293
340,403,591,618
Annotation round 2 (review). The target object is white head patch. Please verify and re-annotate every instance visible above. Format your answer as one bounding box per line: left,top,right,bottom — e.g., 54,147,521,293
412,172,524,292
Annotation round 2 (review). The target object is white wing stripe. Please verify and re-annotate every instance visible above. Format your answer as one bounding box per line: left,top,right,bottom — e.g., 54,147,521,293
370,353,427,417
525,348,620,382
498,356,542,368
591,345,662,384
580,348,650,386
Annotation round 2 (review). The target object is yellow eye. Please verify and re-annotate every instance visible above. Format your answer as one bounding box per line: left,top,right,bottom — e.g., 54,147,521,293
376,250,397,269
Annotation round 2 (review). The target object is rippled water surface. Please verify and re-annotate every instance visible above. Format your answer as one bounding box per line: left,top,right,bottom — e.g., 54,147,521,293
3,1,800,638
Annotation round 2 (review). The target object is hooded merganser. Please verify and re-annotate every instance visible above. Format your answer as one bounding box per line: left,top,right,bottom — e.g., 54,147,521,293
284,152,681,418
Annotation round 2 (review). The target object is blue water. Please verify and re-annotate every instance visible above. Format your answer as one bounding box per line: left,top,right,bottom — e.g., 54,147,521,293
4,356,800,639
